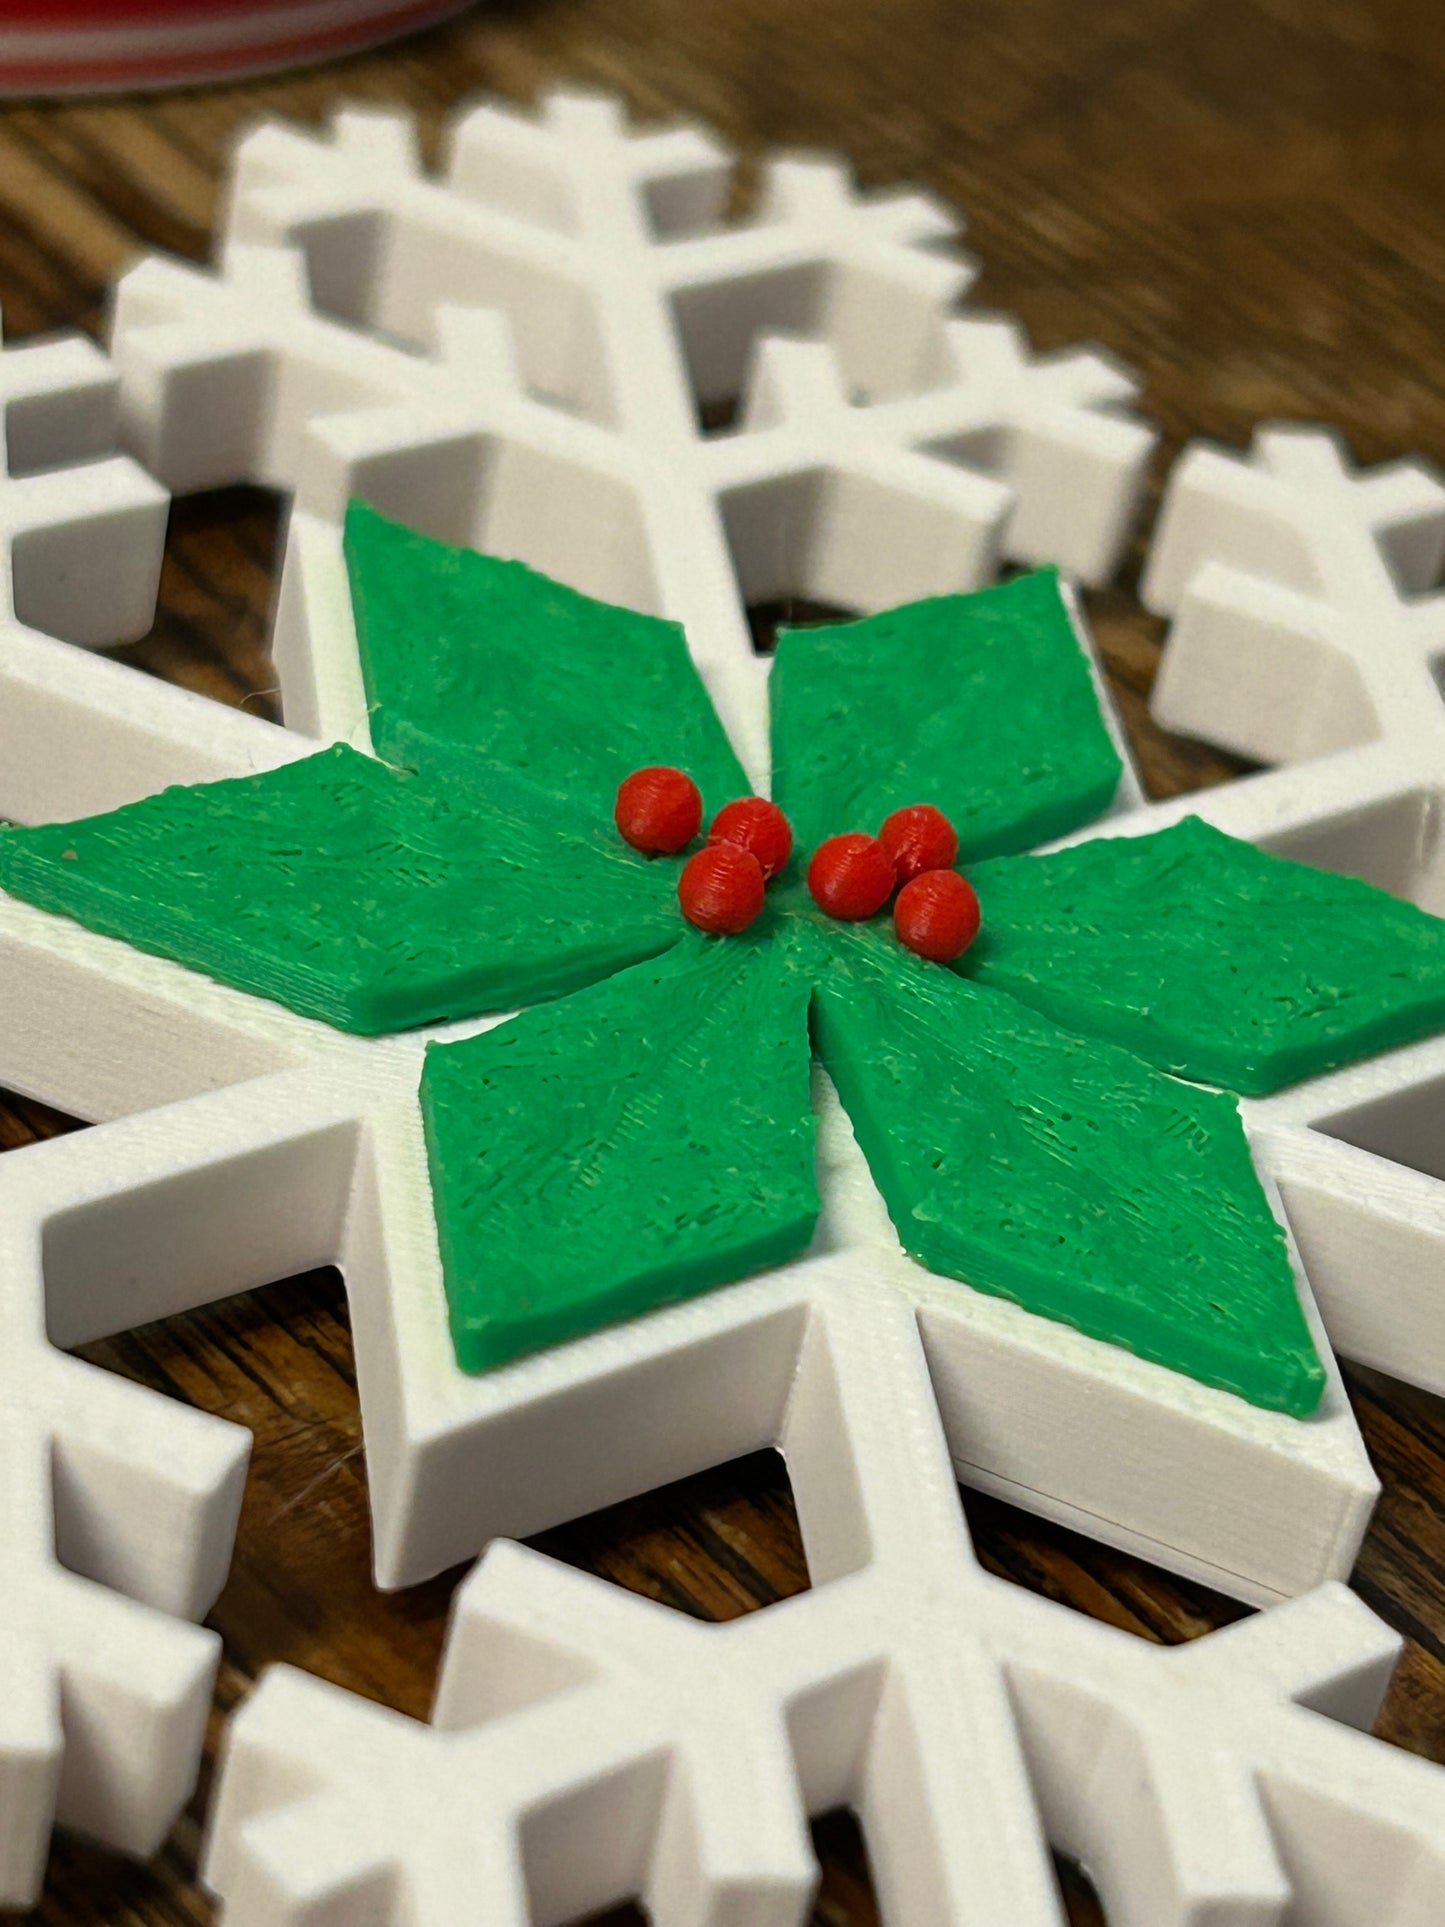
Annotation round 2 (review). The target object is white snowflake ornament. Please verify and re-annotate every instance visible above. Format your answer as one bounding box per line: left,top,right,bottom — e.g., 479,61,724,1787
0,85,1442,1925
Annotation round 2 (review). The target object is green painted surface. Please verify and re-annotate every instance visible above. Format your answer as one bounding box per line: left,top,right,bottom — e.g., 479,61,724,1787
969,817,1445,1094
0,505,769,1035
419,872,1326,1408
421,926,819,1371
0,744,677,1033
345,501,749,816
811,921,1326,1416
769,568,1123,857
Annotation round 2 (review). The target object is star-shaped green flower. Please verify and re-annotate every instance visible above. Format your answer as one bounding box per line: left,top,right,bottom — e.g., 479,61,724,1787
9,502,1445,1417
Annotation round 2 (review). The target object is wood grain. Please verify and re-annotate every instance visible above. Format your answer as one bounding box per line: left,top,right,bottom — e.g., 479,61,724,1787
2,2,1445,1919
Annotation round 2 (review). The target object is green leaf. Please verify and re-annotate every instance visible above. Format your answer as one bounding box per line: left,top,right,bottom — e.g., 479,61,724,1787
969,817,1445,1094
0,744,680,1035
345,500,749,816
421,927,819,1372
769,569,1123,857
811,922,1325,1416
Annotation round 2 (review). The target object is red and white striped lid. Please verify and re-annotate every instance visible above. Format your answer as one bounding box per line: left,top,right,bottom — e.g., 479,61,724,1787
0,0,471,94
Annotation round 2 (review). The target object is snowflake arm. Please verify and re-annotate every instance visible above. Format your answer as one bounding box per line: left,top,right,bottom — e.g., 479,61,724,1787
109,87,1153,797
0,321,301,830
970,816,1445,1094
0,1078,278,1906
200,1269,1442,1927
769,568,1124,855
1137,425,1445,892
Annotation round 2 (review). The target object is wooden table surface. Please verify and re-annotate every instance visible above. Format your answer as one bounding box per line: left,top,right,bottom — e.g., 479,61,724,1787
3,2,1445,1921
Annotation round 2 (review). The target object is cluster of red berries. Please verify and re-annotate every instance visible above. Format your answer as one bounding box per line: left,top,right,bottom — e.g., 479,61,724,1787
613,767,981,963
612,766,986,963
614,767,787,934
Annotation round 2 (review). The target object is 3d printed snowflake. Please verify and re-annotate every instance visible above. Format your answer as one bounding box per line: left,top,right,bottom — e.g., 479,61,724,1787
1,85,1444,1922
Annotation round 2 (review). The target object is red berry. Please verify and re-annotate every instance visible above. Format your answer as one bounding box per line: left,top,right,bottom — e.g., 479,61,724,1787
894,868,981,963
678,843,766,934
807,833,897,921
879,804,960,884
709,796,793,879
614,766,702,854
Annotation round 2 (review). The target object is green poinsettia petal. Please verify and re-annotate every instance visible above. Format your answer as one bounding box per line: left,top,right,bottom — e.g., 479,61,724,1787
969,817,1445,1095
345,500,749,815
769,568,1123,857
810,921,1325,1417
421,926,818,1372
0,744,680,1034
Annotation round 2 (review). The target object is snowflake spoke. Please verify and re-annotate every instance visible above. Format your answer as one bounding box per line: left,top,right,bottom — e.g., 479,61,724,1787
0,325,303,824
202,1258,1444,1927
